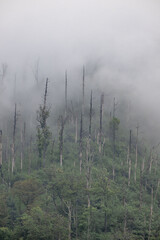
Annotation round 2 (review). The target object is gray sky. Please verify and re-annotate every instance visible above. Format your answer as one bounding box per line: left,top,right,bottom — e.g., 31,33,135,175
1,0,160,71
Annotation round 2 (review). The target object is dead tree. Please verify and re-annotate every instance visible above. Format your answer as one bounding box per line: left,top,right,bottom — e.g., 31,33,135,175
12,104,17,173
32,58,40,85
75,116,78,143
79,112,83,174
134,124,139,182
148,187,154,240
123,196,127,239
149,148,154,174
20,126,23,171
128,130,132,186
0,63,7,84
28,136,32,174
0,130,2,167
89,91,93,139
59,116,66,167
99,93,104,153
85,138,92,240
65,71,68,117
111,97,119,180
82,66,85,115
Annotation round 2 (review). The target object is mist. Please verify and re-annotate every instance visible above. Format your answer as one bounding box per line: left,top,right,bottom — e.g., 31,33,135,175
0,0,160,142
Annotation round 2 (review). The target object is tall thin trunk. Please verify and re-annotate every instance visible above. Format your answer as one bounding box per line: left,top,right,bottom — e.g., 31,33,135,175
65,71,68,117
89,91,93,139
0,130,2,167
82,66,85,115
75,116,78,143
112,97,117,180
123,197,127,238
139,168,143,209
43,78,49,167
148,187,153,240
86,138,91,240
99,93,104,153
155,179,160,202
134,125,139,182
67,202,72,240
149,148,154,174
79,113,83,174
59,116,64,167
128,130,132,186
20,124,24,171
12,104,17,173
28,136,32,174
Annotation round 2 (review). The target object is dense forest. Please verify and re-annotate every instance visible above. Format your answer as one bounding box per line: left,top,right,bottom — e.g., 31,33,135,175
0,68,160,240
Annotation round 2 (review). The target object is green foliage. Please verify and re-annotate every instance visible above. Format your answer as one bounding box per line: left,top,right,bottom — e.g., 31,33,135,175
0,227,12,240
109,117,120,131
12,179,43,209
14,207,67,240
1,91,160,240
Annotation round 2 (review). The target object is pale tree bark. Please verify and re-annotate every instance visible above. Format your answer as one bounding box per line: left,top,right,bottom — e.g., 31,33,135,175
0,130,2,167
89,91,93,139
134,124,139,182
75,116,78,143
32,58,40,85
59,116,65,167
99,93,104,153
79,113,83,174
149,148,154,174
148,187,153,240
112,97,118,180
86,138,92,240
155,179,160,202
82,66,85,115
123,196,127,239
20,123,24,172
65,70,68,117
12,104,17,173
28,136,32,174
128,130,132,186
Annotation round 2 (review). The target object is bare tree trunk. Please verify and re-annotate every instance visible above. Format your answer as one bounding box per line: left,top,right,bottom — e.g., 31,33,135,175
128,130,132,186
149,148,154,174
32,58,39,85
79,113,83,174
11,143,15,174
155,179,160,202
148,187,153,240
28,136,32,174
66,202,72,240
89,91,93,139
75,116,78,143
123,197,127,239
82,66,85,115
59,116,65,167
12,104,17,173
134,125,139,182
99,93,104,153
139,169,143,209
65,70,68,117
112,97,117,180
86,138,91,240
20,125,24,171
0,130,2,167
0,63,7,84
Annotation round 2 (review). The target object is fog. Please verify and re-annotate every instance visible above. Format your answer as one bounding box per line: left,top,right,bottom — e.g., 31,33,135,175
0,0,160,142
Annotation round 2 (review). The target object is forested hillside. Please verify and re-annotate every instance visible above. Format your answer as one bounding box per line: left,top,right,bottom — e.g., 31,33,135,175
0,74,160,240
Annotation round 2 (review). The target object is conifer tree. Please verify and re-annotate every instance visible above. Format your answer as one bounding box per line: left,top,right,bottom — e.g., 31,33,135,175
37,78,51,167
